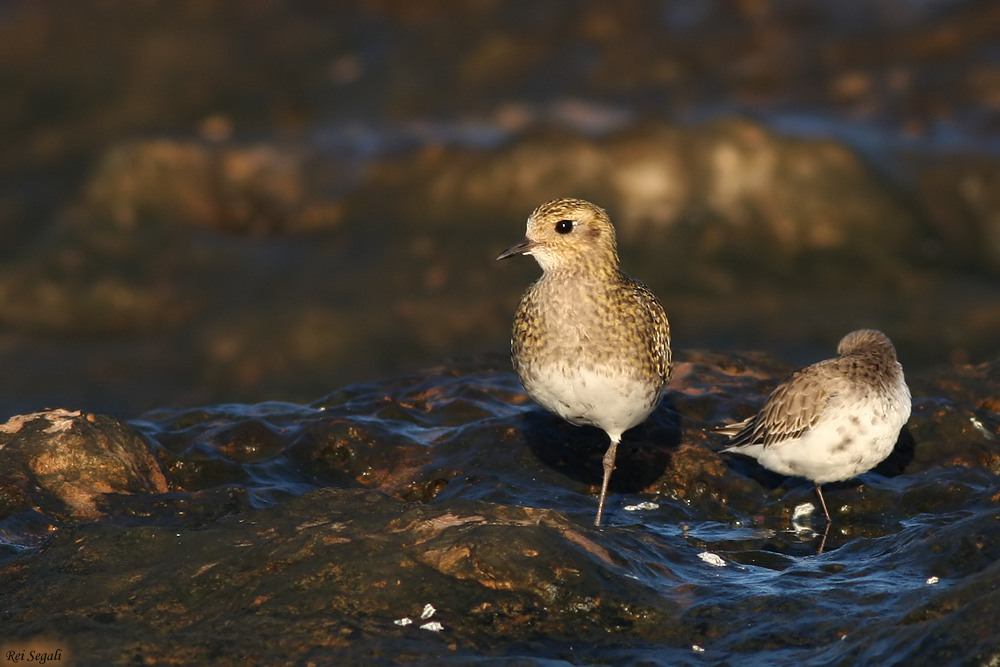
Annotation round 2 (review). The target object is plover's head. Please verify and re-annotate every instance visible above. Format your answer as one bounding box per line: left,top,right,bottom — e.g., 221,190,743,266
497,198,619,273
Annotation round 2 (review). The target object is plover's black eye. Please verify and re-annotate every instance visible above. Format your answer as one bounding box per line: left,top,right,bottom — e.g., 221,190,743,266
555,220,573,234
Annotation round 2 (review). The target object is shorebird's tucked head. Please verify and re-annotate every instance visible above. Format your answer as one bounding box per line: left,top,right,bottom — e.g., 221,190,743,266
837,329,896,359
496,198,619,273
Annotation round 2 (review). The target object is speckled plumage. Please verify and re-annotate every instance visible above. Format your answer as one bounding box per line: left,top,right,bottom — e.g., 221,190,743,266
498,198,672,526
720,329,911,523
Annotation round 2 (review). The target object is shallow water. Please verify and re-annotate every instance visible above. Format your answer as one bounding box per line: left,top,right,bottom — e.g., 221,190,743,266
2,352,998,664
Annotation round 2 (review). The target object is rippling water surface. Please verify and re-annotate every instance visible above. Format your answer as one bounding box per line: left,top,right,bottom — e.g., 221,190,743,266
5,354,985,664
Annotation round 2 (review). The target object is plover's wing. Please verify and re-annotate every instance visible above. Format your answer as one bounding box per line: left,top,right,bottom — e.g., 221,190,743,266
725,361,849,449
620,276,672,384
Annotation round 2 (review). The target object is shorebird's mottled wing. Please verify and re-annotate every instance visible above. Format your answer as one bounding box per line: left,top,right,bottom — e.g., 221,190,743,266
621,277,672,385
726,361,848,448
715,416,751,438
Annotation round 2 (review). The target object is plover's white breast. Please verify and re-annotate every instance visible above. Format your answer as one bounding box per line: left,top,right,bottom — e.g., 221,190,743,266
519,362,662,441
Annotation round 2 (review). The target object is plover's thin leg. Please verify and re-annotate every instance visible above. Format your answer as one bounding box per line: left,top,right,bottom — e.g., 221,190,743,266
595,436,620,527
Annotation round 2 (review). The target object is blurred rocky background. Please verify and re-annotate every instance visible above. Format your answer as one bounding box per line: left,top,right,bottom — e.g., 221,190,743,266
2,0,999,418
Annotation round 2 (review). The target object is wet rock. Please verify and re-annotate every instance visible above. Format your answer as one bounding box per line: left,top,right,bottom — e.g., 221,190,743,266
908,152,1000,272
82,139,342,236
351,119,918,266
0,490,684,664
0,135,344,337
0,353,998,662
0,409,168,521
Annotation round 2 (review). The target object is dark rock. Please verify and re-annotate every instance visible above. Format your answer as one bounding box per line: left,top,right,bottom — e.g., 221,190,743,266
82,140,343,236
0,490,684,664
0,409,168,521
908,152,1000,272
1,352,998,662
351,119,918,268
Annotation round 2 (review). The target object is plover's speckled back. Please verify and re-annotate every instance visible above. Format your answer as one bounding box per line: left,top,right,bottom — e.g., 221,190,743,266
497,198,671,527
720,329,911,527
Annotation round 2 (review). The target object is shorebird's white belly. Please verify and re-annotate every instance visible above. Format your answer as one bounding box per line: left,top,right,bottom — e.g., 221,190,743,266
738,396,910,483
521,364,660,440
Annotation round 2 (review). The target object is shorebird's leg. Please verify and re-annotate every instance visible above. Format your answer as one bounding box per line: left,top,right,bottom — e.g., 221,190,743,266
816,519,831,555
595,435,620,527
814,482,831,523
813,483,833,554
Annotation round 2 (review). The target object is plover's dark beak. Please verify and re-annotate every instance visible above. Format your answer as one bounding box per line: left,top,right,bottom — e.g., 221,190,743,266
496,238,536,260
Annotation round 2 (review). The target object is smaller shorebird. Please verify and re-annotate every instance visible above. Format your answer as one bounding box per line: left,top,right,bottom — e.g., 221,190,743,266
497,198,671,527
719,329,911,531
